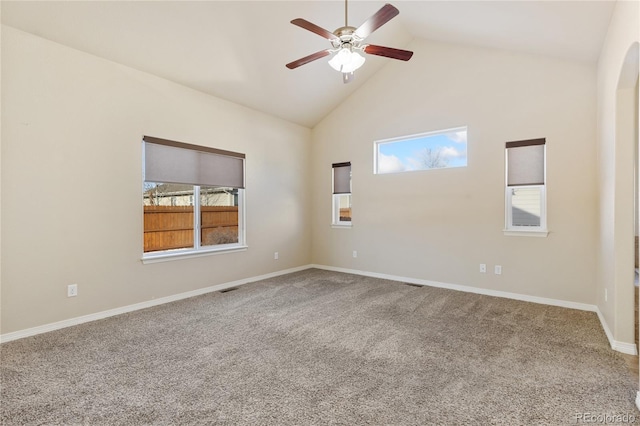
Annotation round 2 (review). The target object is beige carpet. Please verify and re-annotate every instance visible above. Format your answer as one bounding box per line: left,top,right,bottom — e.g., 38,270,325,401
1,268,638,425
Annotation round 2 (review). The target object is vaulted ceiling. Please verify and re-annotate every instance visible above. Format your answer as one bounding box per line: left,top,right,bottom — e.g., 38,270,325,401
1,1,616,128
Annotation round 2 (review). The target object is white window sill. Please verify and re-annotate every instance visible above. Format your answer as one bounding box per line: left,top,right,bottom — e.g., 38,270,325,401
503,229,549,237
142,245,248,264
332,224,352,229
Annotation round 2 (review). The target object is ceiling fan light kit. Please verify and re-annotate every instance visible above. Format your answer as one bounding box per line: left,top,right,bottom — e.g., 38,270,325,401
286,1,413,84
328,48,366,73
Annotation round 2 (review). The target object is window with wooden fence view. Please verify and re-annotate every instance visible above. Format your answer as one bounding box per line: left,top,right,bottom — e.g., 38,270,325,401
143,183,239,253
332,162,352,226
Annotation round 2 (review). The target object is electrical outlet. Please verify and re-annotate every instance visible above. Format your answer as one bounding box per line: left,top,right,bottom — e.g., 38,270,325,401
494,265,502,275
353,250,358,258
479,264,486,273
274,252,279,260
67,284,78,297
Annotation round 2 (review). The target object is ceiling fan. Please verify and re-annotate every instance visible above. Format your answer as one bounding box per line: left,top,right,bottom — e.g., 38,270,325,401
286,1,413,84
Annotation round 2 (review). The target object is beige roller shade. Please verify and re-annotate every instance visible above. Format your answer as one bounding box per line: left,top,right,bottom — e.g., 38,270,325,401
506,139,545,187
143,136,245,188
333,162,351,194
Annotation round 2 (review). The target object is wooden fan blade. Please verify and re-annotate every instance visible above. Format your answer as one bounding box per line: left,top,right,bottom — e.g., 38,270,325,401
291,18,340,42
364,44,413,61
354,4,399,39
286,50,332,69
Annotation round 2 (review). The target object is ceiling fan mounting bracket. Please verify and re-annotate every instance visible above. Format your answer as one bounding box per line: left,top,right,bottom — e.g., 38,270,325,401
333,26,356,38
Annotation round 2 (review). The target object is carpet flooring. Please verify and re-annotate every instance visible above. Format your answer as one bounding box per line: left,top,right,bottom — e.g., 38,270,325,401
1,268,638,425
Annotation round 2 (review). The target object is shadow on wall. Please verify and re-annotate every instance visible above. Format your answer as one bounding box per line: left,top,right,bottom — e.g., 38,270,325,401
512,206,540,227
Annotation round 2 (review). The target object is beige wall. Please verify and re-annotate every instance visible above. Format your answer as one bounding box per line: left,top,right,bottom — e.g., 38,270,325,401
311,38,598,305
0,26,312,334
2,7,636,344
596,0,640,346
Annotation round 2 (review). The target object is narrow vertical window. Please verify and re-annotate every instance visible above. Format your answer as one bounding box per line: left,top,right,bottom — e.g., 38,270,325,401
505,138,547,236
142,136,246,259
332,162,352,226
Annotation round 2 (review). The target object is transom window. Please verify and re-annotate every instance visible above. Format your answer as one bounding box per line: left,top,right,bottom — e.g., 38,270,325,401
374,127,468,174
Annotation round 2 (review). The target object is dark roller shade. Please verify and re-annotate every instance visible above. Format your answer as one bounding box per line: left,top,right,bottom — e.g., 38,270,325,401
333,162,351,194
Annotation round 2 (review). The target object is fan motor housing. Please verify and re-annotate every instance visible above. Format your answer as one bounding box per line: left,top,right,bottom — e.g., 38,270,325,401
332,26,362,49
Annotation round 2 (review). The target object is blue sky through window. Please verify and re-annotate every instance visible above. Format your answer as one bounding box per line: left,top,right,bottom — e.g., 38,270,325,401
376,128,467,174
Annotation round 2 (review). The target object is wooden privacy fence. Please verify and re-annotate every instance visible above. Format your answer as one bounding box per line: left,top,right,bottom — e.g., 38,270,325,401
144,206,238,252
339,208,352,222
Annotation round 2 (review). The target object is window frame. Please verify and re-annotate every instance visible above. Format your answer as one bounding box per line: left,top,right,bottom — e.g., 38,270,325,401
142,184,247,263
332,162,352,228
332,193,352,228
141,137,247,263
504,139,548,237
373,126,468,175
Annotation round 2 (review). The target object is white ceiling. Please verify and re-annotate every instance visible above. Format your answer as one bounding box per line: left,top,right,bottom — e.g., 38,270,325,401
1,1,616,128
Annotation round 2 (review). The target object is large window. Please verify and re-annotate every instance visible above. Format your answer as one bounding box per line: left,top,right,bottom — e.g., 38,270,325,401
142,136,246,259
374,127,467,174
332,162,352,226
505,138,547,236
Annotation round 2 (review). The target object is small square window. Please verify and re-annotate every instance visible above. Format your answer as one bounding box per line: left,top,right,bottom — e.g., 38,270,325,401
333,194,352,225
509,186,543,227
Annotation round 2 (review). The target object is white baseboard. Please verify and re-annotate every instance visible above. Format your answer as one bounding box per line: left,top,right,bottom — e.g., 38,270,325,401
595,308,638,355
636,391,640,412
311,264,596,311
0,265,311,344
310,264,638,355
4,263,638,357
